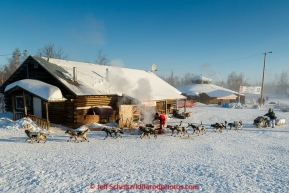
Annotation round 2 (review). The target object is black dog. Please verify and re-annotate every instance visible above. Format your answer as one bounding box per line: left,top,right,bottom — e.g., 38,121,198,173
101,127,124,140
211,121,227,133
228,121,243,130
187,122,206,136
139,126,157,139
167,121,189,137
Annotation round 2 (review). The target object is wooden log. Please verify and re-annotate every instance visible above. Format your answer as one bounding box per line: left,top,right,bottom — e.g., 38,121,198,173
76,115,100,127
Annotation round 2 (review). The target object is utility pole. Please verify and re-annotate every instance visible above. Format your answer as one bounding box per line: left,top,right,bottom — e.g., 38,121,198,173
260,51,273,106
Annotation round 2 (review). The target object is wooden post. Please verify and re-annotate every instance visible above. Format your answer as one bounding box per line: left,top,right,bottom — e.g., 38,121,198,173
22,91,27,116
184,99,187,113
12,94,16,120
45,102,50,130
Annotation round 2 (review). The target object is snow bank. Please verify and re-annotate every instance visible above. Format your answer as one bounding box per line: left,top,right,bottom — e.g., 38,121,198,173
0,95,289,192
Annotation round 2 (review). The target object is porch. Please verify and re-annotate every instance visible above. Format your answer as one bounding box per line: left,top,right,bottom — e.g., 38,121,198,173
14,112,50,130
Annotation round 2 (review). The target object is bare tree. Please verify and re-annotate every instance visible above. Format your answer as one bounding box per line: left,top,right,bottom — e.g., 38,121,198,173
166,71,174,87
95,50,109,65
0,67,5,86
227,71,250,92
36,43,67,59
0,48,27,85
173,76,182,87
8,48,21,70
182,72,196,85
159,72,199,88
214,80,227,88
159,71,186,88
275,70,289,95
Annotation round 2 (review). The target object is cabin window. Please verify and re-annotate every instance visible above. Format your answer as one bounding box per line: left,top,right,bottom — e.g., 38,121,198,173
16,96,24,110
34,62,38,68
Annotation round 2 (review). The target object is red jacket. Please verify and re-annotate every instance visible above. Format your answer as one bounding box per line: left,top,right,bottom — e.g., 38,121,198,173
158,114,166,125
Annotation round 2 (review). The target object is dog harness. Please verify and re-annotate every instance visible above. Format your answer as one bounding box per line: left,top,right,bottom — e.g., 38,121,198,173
27,132,40,137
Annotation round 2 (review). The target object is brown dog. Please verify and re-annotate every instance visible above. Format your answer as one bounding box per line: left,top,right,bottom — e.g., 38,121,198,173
24,129,48,143
65,128,90,142
168,121,189,137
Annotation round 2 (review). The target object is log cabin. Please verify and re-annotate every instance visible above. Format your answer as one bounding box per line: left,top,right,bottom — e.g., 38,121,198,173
0,55,186,129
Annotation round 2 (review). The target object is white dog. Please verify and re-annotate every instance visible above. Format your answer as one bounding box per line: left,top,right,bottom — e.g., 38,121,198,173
276,118,286,126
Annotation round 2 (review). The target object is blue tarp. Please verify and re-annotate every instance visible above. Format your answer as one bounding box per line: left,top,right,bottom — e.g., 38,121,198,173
222,102,231,108
222,102,243,109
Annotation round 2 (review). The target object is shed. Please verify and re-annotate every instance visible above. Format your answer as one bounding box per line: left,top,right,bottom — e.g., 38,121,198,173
178,76,244,104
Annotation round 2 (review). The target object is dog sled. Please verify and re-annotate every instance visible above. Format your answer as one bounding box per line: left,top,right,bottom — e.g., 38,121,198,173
151,120,160,129
151,120,168,134
170,109,186,119
253,116,268,128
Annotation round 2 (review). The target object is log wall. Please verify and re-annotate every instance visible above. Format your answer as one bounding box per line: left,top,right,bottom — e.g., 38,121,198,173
72,95,118,128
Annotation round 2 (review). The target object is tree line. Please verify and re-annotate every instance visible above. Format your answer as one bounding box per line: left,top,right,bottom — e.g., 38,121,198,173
1,45,288,95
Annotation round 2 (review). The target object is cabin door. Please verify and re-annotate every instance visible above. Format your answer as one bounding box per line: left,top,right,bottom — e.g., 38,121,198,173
33,97,42,118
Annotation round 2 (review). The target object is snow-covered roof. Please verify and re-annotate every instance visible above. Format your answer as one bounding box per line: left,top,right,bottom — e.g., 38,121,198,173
33,56,185,101
4,79,66,101
206,90,237,98
192,75,212,82
177,83,241,97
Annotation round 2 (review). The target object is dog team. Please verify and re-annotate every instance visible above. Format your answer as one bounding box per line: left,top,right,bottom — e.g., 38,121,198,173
24,120,243,144
24,109,285,143
23,122,124,143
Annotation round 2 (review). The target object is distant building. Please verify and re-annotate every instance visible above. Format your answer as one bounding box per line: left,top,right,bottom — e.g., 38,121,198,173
177,76,245,104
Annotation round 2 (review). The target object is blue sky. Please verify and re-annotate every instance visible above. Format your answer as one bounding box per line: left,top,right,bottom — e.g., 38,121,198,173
0,0,288,84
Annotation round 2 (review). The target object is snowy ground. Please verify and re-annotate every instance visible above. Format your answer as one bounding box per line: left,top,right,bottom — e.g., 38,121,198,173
0,94,289,193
